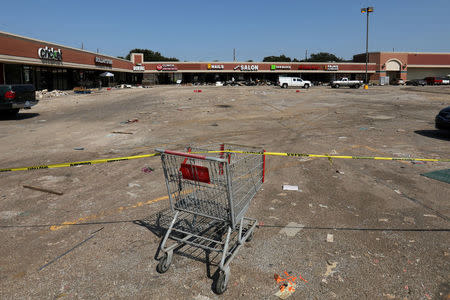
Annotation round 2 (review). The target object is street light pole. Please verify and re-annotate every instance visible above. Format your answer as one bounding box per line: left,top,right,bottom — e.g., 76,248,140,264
361,7,374,85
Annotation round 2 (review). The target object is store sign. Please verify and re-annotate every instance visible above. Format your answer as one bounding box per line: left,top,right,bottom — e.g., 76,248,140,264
327,65,339,71
233,64,259,71
270,65,291,70
133,66,145,71
38,46,62,61
207,64,224,70
298,65,320,70
95,56,113,65
156,64,178,71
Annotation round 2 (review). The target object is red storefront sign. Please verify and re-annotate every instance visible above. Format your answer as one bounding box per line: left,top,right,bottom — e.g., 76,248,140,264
156,64,178,71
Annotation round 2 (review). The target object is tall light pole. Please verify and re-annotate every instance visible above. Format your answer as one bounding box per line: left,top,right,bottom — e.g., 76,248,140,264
361,7,374,85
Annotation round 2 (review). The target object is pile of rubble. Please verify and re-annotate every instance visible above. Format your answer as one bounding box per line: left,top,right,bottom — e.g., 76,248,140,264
35,89,70,99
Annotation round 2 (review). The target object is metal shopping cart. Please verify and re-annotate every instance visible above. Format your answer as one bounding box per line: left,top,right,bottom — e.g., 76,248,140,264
155,144,265,294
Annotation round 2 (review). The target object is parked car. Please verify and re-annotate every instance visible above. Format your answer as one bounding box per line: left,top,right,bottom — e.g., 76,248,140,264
330,78,362,88
0,84,38,118
439,77,450,85
435,106,450,130
424,77,443,85
278,77,311,89
405,79,426,86
392,78,405,85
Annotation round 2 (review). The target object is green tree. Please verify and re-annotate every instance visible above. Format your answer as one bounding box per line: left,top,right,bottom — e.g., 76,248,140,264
125,49,179,61
303,52,343,62
262,54,292,62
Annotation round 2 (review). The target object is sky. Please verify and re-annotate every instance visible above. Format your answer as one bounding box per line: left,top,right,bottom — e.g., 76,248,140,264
1,0,449,62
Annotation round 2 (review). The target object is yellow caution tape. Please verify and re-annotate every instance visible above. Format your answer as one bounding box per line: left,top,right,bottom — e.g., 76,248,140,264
0,153,160,173
202,150,450,162
1,149,449,173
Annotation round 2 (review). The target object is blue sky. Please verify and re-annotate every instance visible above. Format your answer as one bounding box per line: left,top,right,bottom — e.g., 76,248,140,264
1,0,449,61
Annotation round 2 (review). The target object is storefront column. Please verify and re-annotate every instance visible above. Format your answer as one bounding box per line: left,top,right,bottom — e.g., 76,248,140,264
0,63,4,84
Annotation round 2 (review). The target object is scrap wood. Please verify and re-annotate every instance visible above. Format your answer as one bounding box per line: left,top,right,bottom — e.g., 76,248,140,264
112,131,134,135
23,185,63,195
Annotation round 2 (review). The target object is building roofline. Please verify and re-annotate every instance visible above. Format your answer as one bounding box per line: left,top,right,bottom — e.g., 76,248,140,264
140,61,376,65
354,51,450,56
0,30,132,63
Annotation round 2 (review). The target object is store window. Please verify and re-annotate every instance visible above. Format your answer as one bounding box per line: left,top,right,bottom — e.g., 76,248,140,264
23,66,34,84
4,64,23,84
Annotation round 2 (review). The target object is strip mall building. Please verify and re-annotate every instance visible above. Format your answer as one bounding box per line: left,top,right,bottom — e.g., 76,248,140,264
1,31,449,90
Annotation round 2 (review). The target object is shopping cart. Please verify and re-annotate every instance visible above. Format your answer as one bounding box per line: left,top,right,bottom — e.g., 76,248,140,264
155,144,265,294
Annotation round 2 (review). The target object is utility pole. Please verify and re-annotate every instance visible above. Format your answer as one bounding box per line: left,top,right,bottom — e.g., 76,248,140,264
233,48,236,62
305,50,308,61
361,7,374,85
81,42,84,50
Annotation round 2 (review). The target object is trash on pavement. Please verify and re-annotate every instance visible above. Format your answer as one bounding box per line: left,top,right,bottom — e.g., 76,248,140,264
326,234,334,243
282,185,302,191
274,271,303,299
120,118,139,124
141,166,154,173
324,261,337,277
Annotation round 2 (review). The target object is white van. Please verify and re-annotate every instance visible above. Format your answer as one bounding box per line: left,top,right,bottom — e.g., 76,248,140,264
278,77,312,89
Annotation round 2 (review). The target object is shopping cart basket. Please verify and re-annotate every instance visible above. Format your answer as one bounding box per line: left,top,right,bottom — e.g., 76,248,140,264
155,144,265,294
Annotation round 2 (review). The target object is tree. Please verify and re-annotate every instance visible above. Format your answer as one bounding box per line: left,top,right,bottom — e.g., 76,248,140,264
262,54,292,62
125,49,179,61
303,52,343,62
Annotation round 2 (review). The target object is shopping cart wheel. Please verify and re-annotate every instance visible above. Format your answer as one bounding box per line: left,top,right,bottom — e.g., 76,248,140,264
246,231,254,242
156,252,172,273
214,270,229,294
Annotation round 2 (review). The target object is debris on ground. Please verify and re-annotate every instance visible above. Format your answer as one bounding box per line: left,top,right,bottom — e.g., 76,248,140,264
73,147,84,150
423,214,437,218
36,89,70,99
324,261,338,277
282,184,302,191
128,183,141,188
23,185,63,196
404,217,415,224
318,204,328,209
141,166,154,174
112,131,133,134
336,170,345,175
274,271,301,299
120,118,139,124
279,222,304,237
327,234,334,243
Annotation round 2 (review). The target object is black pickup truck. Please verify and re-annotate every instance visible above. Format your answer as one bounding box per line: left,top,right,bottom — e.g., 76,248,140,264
0,84,38,118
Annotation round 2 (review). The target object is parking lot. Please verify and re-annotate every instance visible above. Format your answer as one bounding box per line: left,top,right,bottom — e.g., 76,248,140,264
0,85,449,299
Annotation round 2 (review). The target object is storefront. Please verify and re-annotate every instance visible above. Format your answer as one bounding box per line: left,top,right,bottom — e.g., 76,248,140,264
130,57,374,85
1,31,449,88
353,52,450,84
0,31,134,90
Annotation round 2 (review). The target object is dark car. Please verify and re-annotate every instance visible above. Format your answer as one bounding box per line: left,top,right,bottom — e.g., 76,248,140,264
0,84,38,118
435,106,450,130
405,79,426,86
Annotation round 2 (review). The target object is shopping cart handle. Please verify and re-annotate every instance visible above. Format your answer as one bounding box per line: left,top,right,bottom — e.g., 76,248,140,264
155,149,227,162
